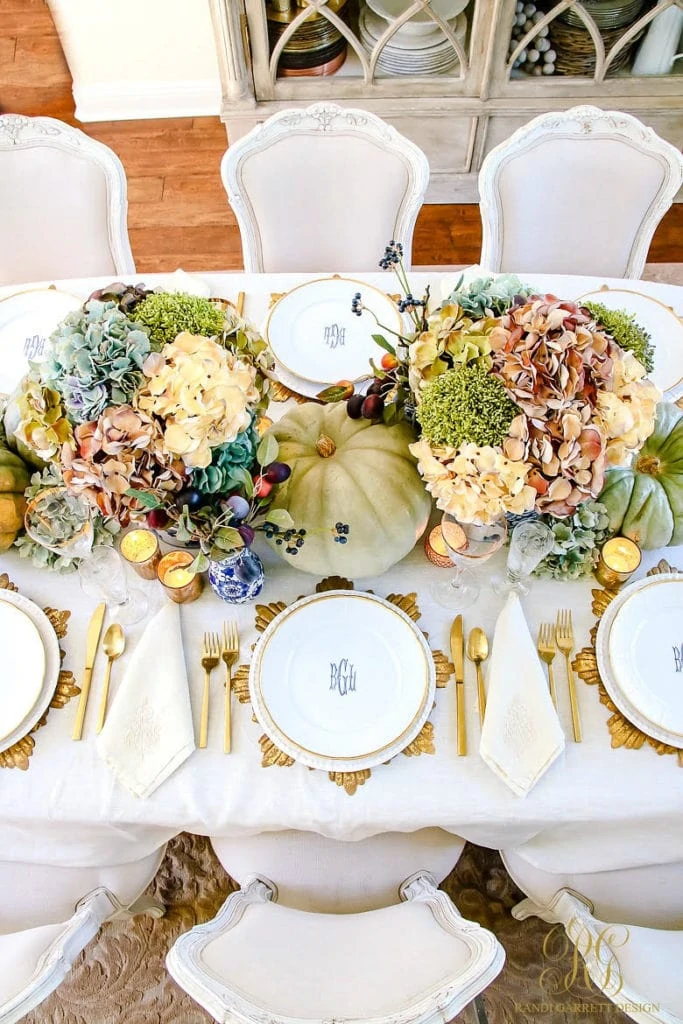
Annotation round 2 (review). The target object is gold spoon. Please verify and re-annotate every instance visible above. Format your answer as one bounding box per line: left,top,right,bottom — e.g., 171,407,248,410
96,623,125,734
467,628,489,728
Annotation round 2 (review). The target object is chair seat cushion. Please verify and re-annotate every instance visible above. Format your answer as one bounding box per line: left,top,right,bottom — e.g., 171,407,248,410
0,922,67,1005
200,899,483,1019
595,918,683,1015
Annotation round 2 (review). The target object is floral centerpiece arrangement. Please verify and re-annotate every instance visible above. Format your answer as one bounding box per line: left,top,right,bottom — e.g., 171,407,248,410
326,242,663,579
3,286,334,579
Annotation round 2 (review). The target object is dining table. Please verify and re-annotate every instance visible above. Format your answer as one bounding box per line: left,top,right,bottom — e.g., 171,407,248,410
1,268,682,879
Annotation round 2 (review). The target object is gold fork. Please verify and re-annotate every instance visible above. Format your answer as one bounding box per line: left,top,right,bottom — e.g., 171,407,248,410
199,632,220,749
221,621,239,754
536,623,558,710
556,609,582,743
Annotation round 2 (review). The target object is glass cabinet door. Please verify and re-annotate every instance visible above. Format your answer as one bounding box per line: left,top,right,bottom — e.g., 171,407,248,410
245,0,489,100
491,0,683,94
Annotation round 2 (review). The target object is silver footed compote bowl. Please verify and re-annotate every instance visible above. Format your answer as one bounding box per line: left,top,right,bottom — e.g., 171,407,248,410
431,512,508,610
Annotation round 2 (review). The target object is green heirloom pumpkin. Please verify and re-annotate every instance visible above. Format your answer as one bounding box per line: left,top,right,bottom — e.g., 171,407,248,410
599,402,683,549
266,402,431,577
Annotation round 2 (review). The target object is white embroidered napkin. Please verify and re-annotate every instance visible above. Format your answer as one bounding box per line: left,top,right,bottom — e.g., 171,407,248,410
97,601,195,798
480,592,565,796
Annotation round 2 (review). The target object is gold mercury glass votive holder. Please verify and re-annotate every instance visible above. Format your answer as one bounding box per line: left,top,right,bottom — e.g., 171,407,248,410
119,528,161,580
595,536,642,588
157,550,204,604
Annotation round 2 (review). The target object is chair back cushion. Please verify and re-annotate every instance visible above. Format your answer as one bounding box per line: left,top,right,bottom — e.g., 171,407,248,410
479,106,683,278
0,115,135,285
222,104,429,272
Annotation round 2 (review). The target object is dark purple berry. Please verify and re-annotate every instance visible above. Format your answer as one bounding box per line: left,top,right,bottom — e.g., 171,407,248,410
146,508,169,530
238,524,255,546
346,394,364,419
264,461,291,484
361,394,384,419
175,488,203,512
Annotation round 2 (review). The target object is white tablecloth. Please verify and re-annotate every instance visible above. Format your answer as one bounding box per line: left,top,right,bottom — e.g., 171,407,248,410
1,270,682,874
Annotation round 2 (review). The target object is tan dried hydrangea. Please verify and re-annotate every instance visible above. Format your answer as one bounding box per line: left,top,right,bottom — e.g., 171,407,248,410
14,378,73,461
136,332,259,469
596,348,661,467
61,405,184,523
409,438,536,524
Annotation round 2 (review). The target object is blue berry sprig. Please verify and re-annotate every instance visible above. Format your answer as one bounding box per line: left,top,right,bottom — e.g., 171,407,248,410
378,240,404,270
332,522,350,545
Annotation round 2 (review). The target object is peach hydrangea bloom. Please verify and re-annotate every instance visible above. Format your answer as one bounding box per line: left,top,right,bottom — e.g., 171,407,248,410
596,348,661,467
136,332,259,469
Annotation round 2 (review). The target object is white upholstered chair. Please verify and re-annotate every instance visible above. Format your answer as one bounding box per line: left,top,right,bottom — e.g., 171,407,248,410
210,828,466,913
502,848,683,1023
220,103,429,272
0,847,165,1024
478,105,683,279
0,114,135,286
167,872,505,1024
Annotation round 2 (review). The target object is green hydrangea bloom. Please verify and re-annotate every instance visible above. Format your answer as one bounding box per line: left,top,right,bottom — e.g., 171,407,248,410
135,292,227,349
583,301,655,373
191,425,258,495
534,501,612,580
41,300,151,424
417,366,519,448
444,274,532,319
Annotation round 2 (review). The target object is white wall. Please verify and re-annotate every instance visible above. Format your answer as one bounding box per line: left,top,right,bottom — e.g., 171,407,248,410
49,0,222,121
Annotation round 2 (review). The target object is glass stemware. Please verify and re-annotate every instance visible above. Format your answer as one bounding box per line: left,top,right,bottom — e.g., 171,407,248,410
78,547,148,625
493,520,555,596
431,513,508,610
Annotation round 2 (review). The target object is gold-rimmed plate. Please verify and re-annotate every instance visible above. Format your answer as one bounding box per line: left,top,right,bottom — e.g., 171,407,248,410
596,573,683,747
578,287,683,401
249,590,436,771
0,589,60,752
264,276,403,385
0,287,83,395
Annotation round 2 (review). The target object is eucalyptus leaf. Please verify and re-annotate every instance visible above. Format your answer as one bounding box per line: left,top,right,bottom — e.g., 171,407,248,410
315,384,350,403
256,433,279,468
125,489,160,509
264,509,294,529
371,334,396,356
189,552,209,574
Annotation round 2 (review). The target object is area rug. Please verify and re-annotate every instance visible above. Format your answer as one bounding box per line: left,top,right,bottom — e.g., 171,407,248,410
25,836,630,1024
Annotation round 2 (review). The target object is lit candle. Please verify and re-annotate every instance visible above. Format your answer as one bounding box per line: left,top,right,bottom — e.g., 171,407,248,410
424,525,454,568
595,536,642,588
119,529,160,580
158,550,204,604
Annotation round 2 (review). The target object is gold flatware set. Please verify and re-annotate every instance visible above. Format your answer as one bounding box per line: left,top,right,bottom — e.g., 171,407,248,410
536,609,581,742
200,623,240,751
451,615,491,756
72,602,106,741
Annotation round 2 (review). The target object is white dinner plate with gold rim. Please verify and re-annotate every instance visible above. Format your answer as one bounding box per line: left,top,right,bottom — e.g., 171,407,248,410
596,573,683,747
0,588,61,753
264,276,404,385
249,590,436,772
578,287,683,401
0,287,83,395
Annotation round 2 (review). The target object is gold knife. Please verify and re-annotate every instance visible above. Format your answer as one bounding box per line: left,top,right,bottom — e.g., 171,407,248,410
72,602,106,741
450,614,466,756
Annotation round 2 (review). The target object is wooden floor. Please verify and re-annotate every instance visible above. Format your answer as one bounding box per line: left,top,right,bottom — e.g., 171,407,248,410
1,0,682,272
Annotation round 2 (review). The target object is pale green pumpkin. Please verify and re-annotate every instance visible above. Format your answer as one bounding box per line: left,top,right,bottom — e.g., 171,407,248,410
599,402,683,549
267,403,431,577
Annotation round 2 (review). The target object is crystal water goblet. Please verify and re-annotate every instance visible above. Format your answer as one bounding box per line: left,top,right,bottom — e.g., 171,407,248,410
493,520,555,596
431,513,508,610
78,547,148,624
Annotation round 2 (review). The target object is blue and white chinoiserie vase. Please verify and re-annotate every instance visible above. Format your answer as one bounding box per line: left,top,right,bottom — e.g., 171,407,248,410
208,547,264,604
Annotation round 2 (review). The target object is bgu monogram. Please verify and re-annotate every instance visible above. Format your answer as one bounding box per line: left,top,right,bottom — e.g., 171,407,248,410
329,659,357,696
673,643,683,673
324,324,346,349
23,334,45,359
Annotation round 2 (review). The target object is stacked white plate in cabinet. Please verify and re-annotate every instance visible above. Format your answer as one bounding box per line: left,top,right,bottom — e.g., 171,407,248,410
249,591,436,772
359,2,468,76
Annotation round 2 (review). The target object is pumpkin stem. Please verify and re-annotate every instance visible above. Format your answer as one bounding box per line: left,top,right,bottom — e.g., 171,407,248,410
635,453,661,476
315,434,336,458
